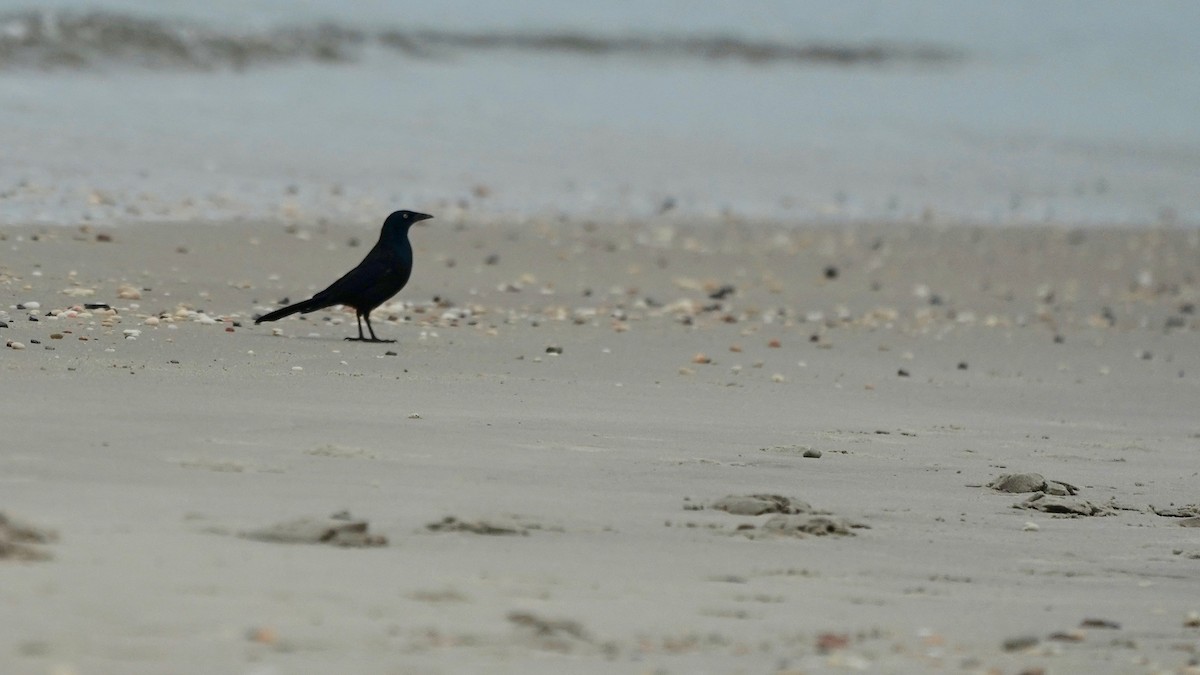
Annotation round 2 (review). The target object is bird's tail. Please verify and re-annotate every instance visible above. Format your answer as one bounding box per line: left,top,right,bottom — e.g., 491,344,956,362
254,297,324,324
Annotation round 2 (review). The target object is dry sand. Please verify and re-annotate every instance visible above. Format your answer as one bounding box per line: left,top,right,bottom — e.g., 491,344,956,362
2,217,1200,674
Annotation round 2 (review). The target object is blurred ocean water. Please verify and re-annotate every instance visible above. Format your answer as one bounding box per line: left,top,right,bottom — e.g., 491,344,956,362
0,1,1196,226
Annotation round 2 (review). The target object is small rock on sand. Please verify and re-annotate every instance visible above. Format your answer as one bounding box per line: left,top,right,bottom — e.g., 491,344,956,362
1002,635,1040,652
1016,493,1113,517
240,512,387,547
0,512,58,561
711,494,813,516
426,515,550,536
1151,504,1200,518
761,514,857,537
987,473,1078,496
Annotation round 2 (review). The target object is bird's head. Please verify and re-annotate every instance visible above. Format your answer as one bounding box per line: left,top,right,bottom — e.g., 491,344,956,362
385,210,433,230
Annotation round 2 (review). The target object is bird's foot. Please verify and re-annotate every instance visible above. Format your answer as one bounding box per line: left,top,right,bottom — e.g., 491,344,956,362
344,337,396,343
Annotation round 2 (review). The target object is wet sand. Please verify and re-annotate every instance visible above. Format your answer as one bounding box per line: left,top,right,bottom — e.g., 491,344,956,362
2,217,1200,674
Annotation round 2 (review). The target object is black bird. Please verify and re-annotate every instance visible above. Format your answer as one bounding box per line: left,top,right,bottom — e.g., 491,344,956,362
255,210,432,342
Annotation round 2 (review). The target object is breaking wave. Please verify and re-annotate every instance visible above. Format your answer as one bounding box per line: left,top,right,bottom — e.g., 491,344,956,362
0,10,963,71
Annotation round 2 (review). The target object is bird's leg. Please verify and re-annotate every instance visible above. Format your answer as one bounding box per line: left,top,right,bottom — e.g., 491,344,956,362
363,314,395,344
344,313,369,341
344,312,394,343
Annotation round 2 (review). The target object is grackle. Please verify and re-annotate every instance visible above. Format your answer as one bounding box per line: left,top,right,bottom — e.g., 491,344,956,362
255,210,432,342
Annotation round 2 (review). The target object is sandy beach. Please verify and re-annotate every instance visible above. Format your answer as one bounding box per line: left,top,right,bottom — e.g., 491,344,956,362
2,216,1199,673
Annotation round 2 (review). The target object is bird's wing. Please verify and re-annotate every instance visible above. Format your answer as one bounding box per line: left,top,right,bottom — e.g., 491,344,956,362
310,245,396,307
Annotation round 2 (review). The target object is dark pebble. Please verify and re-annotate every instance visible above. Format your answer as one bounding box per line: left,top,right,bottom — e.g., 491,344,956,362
957,362,968,370
84,303,111,310
384,351,398,356
708,284,735,300
1002,635,1039,652
0,321,7,328
485,254,500,265
545,345,563,355
1180,302,1195,315
28,315,38,322
1053,334,1065,343
823,265,839,280
897,368,910,377
30,338,40,344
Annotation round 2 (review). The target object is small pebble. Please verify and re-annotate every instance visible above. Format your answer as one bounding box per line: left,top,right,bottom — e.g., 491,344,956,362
802,448,822,458
1002,635,1039,652
6,340,26,350
768,339,781,348
408,413,421,419
1023,522,1039,531
246,626,278,645
771,373,785,383
545,345,563,355
897,368,910,377
692,353,711,364
18,301,39,310
291,366,303,371
144,316,160,326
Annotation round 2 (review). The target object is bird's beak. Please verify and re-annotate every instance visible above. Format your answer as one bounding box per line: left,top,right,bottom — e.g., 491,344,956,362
413,212,434,223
